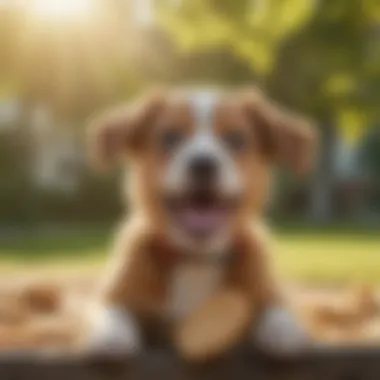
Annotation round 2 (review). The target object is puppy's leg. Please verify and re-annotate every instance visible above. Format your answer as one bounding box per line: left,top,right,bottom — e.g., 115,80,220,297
252,305,309,357
82,220,163,356
84,305,141,356
175,289,251,362
231,224,310,357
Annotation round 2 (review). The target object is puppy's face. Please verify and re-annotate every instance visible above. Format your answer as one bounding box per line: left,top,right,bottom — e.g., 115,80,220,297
89,88,316,253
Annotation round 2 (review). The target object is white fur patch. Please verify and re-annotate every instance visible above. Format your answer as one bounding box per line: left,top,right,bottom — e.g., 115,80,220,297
163,90,242,196
253,306,309,356
190,90,219,130
162,89,243,254
166,262,225,320
86,306,141,355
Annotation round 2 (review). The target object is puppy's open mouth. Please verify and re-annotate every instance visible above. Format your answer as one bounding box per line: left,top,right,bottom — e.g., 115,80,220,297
164,190,239,238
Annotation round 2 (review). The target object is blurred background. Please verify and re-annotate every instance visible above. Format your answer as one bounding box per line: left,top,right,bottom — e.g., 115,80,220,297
0,0,380,286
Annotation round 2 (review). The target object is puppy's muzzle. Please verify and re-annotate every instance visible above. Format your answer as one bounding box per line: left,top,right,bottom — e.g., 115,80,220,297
188,155,219,188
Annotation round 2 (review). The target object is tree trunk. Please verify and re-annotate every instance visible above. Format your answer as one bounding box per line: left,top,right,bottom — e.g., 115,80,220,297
309,120,338,223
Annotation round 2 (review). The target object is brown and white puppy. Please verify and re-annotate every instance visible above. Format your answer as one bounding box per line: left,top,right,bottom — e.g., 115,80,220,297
84,87,316,361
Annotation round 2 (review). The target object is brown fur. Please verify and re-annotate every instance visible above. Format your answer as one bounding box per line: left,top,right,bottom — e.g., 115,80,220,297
88,87,316,360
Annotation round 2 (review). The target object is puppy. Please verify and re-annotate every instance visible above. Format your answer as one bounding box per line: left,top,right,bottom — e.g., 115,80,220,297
84,87,316,361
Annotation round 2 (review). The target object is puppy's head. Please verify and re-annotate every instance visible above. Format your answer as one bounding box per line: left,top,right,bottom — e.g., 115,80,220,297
88,88,316,254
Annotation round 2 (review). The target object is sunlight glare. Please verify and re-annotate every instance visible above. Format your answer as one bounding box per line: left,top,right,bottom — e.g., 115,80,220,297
29,0,92,21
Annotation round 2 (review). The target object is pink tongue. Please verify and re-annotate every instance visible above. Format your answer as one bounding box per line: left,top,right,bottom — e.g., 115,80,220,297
180,208,225,233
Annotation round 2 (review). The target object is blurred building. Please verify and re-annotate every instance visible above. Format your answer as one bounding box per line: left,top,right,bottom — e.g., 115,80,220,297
30,105,84,194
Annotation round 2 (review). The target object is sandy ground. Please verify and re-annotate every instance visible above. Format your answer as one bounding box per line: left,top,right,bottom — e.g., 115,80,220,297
0,267,379,349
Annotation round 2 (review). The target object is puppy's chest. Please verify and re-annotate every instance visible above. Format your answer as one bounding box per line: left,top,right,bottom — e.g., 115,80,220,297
164,262,225,320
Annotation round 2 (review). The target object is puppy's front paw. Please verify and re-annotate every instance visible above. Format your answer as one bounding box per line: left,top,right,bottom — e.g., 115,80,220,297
84,307,142,357
252,306,310,357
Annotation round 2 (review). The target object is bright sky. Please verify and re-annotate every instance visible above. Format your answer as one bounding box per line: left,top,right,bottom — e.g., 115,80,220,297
132,0,153,26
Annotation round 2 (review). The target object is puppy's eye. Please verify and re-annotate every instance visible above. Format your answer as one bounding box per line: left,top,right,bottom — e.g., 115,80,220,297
223,131,247,152
160,129,183,151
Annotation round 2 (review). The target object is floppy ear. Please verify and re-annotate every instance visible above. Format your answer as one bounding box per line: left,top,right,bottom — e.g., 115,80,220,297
243,89,317,175
87,91,164,171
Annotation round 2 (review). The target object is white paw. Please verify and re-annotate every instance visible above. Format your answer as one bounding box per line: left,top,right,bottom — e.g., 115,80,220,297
85,306,141,356
252,306,309,357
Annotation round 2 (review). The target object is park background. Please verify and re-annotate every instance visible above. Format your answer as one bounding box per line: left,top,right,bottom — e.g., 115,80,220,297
0,0,380,286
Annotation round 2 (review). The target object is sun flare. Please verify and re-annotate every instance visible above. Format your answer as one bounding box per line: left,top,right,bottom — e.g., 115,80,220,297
29,0,93,21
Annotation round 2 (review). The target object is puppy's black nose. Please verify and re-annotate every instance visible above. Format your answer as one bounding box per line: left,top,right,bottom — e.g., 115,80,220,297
188,155,218,182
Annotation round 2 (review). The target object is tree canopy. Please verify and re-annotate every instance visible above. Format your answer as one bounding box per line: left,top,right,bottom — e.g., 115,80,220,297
159,0,380,141
0,0,379,137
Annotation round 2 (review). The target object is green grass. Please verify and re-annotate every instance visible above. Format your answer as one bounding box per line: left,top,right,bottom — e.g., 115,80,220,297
1,227,380,284
276,230,380,285
0,228,109,267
